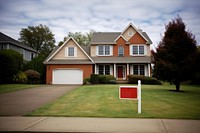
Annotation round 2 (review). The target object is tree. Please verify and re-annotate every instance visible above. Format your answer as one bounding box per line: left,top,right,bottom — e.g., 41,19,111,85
19,24,56,56
58,29,94,46
153,16,197,91
0,50,23,84
23,54,46,83
24,69,40,84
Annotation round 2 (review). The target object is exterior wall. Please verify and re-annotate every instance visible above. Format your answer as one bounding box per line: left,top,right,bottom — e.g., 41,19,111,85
4,44,35,61
90,45,96,57
46,64,93,84
122,26,136,41
113,37,129,57
129,32,146,44
53,40,88,60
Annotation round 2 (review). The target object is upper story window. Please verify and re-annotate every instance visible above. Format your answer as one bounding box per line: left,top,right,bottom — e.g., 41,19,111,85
65,47,77,57
97,45,112,56
118,46,124,56
130,45,145,56
30,53,35,60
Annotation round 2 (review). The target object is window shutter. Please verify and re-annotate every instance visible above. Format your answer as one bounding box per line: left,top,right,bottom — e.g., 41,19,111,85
65,47,68,57
110,45,113,55
129,45,132,56
74,47,77,57
96,46,99,56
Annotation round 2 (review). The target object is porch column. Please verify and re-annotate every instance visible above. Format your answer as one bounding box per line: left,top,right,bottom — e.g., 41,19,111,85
94,64,97,74
114,63,116,78
148,63,151,77
127,63,129,77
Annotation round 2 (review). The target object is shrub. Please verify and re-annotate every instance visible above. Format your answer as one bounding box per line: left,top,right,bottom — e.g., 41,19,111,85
90,74,116,84
13,71,27,83
128,75,162,85
24,69,40,84
0,49,23,84
83,78,91,85
90,74,99,84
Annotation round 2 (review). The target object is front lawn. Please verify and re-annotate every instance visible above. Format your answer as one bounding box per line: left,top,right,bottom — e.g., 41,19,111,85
0,84,41,94
28,84,200,119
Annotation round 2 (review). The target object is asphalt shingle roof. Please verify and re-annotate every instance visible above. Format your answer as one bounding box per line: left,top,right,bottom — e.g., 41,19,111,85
0,32,36,52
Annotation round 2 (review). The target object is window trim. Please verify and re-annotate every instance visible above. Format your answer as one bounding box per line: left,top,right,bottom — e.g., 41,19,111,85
118,46,124,56
65,47,77,57
98,64,111,75
97,45,113,56
130,44,146,56
132,64,145,76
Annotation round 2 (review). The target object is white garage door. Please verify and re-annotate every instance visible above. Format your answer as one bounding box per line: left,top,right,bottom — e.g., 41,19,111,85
53,69,83,84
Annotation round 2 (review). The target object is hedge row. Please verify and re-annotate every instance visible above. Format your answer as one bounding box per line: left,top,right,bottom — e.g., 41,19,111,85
128,75,162,85
90,74,116,84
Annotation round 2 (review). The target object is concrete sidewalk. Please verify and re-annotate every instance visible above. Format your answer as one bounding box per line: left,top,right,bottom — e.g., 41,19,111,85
0,117,199,133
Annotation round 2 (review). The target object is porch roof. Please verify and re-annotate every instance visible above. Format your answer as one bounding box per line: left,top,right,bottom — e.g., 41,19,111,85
91,57,151,63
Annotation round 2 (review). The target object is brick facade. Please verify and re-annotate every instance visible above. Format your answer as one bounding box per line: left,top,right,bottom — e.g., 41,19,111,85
46,64,93,84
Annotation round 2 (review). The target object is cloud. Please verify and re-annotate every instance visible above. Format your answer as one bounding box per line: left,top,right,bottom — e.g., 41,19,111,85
0,0,199,47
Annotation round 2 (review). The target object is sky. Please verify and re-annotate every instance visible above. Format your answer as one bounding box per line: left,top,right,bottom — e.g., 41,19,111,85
0,0,200,49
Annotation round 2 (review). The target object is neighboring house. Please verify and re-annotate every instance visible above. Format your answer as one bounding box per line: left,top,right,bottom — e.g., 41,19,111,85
0,32,36,61
44,23,152,84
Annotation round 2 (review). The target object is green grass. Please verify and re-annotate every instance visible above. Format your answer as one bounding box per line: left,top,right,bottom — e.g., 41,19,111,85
0,84,41,94
27,84,200,119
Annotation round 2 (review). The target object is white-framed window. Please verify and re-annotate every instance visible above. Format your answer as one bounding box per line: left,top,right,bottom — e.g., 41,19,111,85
133,65,145,75
20,49,25,59
30,53,35,60
65,47,77,57
130,45,145,56
97,45,112,56
118,46,124,56
98,65,110,75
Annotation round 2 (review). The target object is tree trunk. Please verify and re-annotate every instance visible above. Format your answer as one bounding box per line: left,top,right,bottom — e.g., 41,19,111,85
174,79,180,91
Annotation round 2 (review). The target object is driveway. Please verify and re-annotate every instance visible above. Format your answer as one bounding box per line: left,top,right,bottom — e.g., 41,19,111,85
0,85,79,116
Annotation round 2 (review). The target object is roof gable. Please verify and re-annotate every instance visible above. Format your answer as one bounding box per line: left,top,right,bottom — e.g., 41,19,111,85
121,23,150,44
114,35,127,42
0,32,36,52
45,37,93,63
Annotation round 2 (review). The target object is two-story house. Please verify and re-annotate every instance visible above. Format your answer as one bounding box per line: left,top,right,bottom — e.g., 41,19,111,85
0,32,36,61
44,23,152,84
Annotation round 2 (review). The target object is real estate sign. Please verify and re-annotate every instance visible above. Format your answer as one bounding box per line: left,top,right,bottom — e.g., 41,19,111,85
119,80,141,113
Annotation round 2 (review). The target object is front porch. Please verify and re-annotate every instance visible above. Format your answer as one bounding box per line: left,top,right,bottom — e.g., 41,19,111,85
94,63,151,80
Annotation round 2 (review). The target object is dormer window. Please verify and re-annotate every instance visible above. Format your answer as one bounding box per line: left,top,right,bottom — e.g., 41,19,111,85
65,47,77,57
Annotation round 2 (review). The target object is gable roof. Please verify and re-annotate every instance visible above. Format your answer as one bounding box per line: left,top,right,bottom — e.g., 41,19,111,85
90,23,152,45
90,32,120,44
121,23,151,44
0,32,36,52
44,37,94,64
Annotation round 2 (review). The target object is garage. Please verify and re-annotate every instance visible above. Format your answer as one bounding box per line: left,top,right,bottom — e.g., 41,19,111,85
52,69,83,84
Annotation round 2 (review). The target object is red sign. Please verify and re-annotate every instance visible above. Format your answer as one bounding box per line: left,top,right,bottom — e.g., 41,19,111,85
119,86,137,99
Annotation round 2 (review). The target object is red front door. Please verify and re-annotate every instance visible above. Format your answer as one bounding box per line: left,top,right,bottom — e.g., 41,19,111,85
117,66,123,78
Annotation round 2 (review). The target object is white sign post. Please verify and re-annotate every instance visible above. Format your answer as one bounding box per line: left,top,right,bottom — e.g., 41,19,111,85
119,80,142,114
138,80,141,113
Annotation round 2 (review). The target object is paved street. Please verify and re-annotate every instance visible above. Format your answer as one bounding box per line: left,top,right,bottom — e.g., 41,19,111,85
0,85,78,115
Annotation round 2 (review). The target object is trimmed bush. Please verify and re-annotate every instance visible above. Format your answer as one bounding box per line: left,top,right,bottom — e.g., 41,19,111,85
83,78,91,85
90,74,116,84
13,71,27,83
90,74,99,84
128,75,162,85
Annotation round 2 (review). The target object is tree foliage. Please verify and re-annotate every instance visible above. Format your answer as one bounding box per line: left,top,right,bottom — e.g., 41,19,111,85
19,24,56,56
0,50,23,84
24,69,40,84
24,55,46,83
153,16,198,91
58,29,95,46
